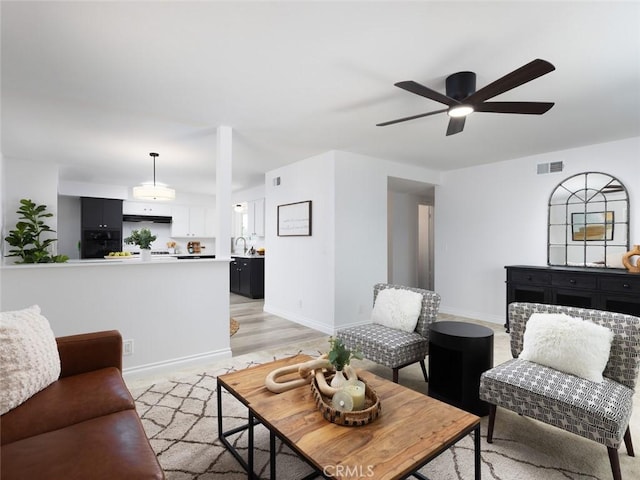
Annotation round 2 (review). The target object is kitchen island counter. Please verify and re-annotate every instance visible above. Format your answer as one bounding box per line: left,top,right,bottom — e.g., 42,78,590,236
2,257,225,268
1,258,231,379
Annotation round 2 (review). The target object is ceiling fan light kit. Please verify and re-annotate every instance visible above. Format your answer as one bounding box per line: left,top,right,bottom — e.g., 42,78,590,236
133,152,176,201
447,105,474,118
378,58,555,135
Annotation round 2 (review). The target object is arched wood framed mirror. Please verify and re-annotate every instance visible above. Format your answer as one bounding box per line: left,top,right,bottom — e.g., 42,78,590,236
548,172,630,268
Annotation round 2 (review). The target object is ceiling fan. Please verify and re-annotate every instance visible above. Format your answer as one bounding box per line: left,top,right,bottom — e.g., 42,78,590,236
377,59,555,136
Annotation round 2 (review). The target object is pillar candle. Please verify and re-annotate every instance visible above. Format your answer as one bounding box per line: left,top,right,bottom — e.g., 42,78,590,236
343,381,366,410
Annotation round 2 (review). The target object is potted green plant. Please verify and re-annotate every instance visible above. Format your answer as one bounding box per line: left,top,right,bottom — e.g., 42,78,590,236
124,228,157,261
327,337,362,388
4,198,68,264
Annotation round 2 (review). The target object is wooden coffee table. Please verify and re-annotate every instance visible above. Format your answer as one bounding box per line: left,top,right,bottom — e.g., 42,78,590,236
217,355,481,479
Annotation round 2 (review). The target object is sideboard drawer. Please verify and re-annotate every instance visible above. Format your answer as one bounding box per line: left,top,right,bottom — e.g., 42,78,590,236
509,270,551,285
600,276,640,294
551,273,597,290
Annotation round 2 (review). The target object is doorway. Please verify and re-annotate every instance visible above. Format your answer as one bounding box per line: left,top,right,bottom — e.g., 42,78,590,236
387,177,435,290
418,204,434,290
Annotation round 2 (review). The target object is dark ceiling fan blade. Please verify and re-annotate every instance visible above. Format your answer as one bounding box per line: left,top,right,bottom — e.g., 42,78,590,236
465,59,555,104
474,101,555,114
395,81,459,107
376,108,448,126
446,117,465,136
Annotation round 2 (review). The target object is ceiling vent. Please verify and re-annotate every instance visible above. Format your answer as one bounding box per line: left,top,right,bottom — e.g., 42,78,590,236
537,161,563,175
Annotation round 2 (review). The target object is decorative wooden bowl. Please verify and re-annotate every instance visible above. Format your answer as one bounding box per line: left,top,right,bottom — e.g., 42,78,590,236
310,374,381,426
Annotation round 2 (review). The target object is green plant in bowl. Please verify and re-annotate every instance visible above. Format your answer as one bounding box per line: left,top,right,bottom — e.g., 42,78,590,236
327,337,362,372
124,228,157,250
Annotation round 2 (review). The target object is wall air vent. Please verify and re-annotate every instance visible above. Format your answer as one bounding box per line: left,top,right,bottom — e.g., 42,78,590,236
537,161,564,175
549,161,564,173
537,163,549,174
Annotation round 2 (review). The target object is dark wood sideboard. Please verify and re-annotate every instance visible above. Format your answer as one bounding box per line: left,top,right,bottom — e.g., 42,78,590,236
504,265,640,332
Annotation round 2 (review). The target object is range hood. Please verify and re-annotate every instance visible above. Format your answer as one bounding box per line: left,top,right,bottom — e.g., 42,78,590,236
122,214,172,224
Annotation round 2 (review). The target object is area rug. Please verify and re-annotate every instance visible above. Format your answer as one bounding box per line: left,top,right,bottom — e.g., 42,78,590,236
130,336,640,480
230,318,239,337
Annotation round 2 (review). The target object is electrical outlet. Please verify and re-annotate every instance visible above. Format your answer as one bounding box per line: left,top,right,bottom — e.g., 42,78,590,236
123,339,134,356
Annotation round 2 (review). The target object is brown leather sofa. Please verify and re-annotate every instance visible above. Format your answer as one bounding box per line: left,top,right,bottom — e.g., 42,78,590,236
1,330,164,479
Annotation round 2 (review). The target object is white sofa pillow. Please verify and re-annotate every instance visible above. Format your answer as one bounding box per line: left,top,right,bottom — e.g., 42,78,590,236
519,312,614,383
0,305,61,415
372,288,423,333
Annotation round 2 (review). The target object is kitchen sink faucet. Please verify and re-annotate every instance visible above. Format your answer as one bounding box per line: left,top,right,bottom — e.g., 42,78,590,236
235,236,247,254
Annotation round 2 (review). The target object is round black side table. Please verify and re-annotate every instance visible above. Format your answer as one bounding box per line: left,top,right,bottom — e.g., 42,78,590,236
428,321,494,416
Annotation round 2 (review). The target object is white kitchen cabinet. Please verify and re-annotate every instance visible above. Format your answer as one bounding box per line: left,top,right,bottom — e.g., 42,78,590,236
247,198,265,237
171,205,208,237
123,201,171,216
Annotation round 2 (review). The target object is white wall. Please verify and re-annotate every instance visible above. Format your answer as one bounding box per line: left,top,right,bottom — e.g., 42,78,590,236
263,149,441,334
232,184,265,204
57,195,82,259
434,137,640,325
2,158,60,267
388,191,420,287
333,152,440,330
59,180,129,200
0,153,4,310
333,151,389,330
264,151,337,334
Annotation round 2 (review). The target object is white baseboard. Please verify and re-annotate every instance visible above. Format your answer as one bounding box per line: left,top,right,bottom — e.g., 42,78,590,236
123,348,232,381
263,303,334,335
336,319,371,331
438,305,505,325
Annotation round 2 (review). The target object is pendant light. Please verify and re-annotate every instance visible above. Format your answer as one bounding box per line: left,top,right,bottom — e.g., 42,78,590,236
133,152,176,201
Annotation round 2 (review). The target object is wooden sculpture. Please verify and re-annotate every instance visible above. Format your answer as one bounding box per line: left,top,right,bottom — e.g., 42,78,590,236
264,354,358,396
622,245,640,273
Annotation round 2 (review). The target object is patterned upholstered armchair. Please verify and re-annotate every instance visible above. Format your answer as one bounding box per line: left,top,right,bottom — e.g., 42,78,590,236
337,283,441,383
480,303,640,480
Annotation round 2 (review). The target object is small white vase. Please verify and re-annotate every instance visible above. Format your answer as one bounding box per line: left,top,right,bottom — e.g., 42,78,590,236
140,249,152,261
330,369,347,389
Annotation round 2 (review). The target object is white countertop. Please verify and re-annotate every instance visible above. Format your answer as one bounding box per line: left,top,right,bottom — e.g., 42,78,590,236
1,257,226,269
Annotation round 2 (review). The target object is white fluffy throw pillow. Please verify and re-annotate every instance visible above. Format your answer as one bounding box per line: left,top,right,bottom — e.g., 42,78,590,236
372,288,423,333
0,305,61,415
519,313,614,383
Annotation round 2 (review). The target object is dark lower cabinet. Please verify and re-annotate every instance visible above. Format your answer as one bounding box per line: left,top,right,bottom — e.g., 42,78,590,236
505,265,640,331
230,256,264,299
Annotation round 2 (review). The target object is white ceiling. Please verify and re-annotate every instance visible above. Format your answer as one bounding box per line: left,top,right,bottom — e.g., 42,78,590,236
2,1,639,196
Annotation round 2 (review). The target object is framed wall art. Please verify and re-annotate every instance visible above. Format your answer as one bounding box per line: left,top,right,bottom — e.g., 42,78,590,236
277,200,312,236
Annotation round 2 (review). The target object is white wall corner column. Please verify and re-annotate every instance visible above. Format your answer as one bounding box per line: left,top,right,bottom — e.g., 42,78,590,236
215,125,233,259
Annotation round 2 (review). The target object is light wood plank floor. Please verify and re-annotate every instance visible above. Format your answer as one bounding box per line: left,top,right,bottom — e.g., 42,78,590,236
230,293,327,356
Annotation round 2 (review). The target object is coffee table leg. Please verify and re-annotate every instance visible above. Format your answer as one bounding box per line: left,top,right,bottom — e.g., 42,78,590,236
474,424,481,480
217,383,224,440
217,382,259,477
248,411,255,480
270,430,276,479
